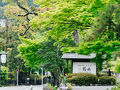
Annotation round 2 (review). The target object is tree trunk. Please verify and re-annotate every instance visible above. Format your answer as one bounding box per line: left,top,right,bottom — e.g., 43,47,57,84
5,18,8,52
73,30,79,44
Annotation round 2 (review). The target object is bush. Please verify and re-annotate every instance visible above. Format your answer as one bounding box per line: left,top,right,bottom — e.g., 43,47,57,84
98,73,108,77
67,83,72,90
43,83,57,90
98,76,116,85
66,73,98,86
1,66,8,85
111,83,120,90
8,72,16,80
30,74,42,80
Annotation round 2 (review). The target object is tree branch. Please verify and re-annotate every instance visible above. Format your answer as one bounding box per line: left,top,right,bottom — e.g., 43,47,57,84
16,0,38,16
26,16,30,22
20,26,31,36
15,0,38,36
16,0,29,13
18,12,38,17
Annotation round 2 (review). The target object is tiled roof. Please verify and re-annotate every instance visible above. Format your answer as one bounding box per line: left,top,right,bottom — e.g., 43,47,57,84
62,53,96,59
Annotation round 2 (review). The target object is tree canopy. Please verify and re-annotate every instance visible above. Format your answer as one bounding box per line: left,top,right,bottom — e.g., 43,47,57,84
17,0,120,72
31,0,105,45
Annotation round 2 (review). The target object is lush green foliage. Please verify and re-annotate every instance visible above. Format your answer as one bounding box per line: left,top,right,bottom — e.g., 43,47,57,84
31,0,120,73
67,83,72,90
98,76,116,85
18,37,65,82
85,2,120,40
1,66,8,85
0,0,8,19
30,74,42,80
66,73,117,86
18,38,41,67
31,0,105,46
111,83,120,90
62,40,120,71
114,57,120,73
44,83,57,90
0,0,40,85
98,73,109,77
65,73,98,86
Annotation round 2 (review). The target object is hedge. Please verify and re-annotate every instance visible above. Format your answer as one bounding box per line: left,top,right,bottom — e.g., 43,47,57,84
98,76,116,85
98,73,108,77
66,73,117,86
66,73,98,86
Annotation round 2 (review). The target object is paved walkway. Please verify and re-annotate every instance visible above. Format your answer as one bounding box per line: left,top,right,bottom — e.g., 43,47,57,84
72,86,114,90
0,85,42,90
0,85,115,90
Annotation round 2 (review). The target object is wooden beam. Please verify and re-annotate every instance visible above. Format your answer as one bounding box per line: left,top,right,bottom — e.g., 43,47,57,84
71,60,73,73
67,60,68,75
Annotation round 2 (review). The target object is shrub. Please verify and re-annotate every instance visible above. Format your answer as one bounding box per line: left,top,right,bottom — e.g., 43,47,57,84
98,76,116,85
111,83,120,90
8,72,16,80
1,66,8,85
67,83,72,90
66,73,98,86
30,74,42,80
43,83,57,90
98,73,108,77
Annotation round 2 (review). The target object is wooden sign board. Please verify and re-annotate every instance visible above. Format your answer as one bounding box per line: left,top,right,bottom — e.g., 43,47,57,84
73,62,96,75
